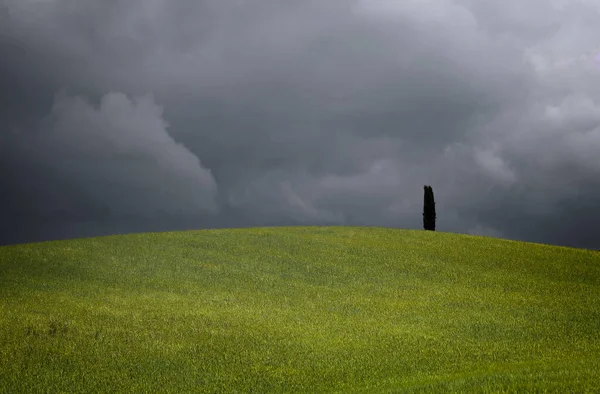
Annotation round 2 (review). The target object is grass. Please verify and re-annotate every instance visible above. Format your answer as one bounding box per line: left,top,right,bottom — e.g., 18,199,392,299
0,226,599,393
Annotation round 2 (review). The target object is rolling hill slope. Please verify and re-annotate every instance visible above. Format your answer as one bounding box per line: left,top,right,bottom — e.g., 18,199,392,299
1,226,599,392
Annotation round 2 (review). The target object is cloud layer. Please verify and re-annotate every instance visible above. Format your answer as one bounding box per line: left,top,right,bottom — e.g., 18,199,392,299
1,0,599,249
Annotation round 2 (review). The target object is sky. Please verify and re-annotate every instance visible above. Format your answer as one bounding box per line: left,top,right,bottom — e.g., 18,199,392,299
1,0,599,249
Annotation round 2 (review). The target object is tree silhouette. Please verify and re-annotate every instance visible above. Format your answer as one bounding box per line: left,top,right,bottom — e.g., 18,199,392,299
423,185,436,231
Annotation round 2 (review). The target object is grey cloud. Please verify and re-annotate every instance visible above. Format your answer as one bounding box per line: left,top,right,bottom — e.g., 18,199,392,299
5,90,218,220
1,0,600,250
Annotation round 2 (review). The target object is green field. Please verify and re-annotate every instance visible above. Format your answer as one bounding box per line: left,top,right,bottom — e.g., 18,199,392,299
1,226,599,393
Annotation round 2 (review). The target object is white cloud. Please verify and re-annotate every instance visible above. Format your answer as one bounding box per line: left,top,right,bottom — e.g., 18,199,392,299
473,147,517,184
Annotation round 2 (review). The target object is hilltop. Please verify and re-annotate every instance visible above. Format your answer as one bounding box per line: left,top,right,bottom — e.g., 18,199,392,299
1,226,599,392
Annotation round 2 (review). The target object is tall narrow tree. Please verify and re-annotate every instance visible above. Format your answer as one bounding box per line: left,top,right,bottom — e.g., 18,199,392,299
423,185,436,231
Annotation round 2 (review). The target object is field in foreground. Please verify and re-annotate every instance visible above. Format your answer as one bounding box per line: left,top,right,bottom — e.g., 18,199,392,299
1,226,599,393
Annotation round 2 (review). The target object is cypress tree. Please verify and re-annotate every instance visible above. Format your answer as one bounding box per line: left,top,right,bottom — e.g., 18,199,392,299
423,185,436,231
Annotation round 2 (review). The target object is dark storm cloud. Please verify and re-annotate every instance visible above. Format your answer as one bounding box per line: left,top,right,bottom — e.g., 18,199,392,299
1,0,600,249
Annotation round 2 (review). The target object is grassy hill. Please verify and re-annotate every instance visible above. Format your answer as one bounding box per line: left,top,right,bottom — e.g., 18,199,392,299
1,226,599,393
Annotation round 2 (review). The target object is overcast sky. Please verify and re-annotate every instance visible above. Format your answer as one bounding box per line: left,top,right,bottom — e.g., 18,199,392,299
1,0,599,249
